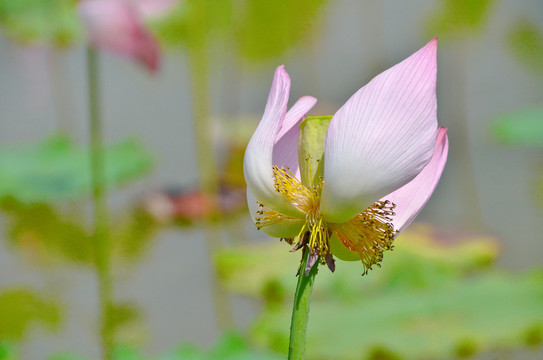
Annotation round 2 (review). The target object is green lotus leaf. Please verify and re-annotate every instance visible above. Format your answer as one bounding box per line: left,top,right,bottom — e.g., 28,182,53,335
0,0,81,46
0,136,153,203
251,271,543,359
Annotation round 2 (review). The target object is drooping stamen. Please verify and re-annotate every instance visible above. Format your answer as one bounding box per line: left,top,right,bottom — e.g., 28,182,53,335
333,200,397,275
256,164,338,273
255,164,396,275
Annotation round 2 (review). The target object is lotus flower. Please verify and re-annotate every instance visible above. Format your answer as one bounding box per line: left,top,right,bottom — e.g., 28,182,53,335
78,0,163,71
243,39,448,274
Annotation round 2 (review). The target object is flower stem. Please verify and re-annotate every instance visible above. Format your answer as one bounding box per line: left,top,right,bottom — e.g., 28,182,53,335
86,46,113,360
288,251,318,360
186,15,233,329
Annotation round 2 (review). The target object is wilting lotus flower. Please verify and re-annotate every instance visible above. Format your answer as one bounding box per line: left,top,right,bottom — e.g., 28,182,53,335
78,0,164,71
244,39,448,275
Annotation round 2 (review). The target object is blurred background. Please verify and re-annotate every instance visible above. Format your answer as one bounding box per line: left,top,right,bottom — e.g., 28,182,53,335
0,0,542,359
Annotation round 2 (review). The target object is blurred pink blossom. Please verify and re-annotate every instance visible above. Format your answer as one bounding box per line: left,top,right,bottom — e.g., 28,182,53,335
136,0,180,19
78,0,176,71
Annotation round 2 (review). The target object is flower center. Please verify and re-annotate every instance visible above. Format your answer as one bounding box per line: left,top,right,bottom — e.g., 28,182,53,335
255,165,397,274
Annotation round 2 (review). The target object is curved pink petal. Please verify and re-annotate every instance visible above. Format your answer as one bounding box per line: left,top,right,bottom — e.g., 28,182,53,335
247,189,305,238
243,66,303,217
321,39,439,223
78,0,160,72
384,127,448,233
273,96,318,179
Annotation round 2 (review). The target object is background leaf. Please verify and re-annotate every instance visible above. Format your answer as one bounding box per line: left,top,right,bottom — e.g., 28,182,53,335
507,20,543,76
0,288,62,342
0,199,158,267
214,225,543,358
490,108,543,147
426,0,496,39
251,271,543,359
234,0,327,63
0,0,81,46
0,136,153,203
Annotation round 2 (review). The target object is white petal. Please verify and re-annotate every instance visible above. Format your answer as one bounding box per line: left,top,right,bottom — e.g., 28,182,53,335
244,67,315,217
321,39,439,223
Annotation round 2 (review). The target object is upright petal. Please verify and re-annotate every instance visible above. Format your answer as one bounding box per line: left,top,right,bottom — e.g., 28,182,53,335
78,0,160,71
244,66,302,217
384,127,448,232
273,96,318,178
321,39,439,223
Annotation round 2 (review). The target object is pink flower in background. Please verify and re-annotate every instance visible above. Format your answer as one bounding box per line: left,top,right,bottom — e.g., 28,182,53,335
78,0,170,71
243,39,448,274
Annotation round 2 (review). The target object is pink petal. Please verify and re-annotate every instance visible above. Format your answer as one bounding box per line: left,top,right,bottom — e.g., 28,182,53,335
321,39,439,223
78,0,161,72
243,66,303,217
273,96,318,178
383,127,448,232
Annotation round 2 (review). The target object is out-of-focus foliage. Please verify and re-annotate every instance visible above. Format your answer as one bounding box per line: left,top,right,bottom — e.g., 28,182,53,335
216,224,499,302
150,0,232,48
508,20,543,76
152,0,327,62
0,288,62,342
47,354,87,360
490,108,543,147
158,332,283,360
426,0,496,39
234,0,327,62
0,342,16,360
0,0,327,65
251,271,543,359
0,136,152,203
0,199,158,266
0,0,81,46
46,333,283,360
216,225,543,358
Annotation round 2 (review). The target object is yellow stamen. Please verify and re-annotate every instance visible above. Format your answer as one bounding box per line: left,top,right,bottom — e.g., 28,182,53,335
254,163,397,274
332,200,397,274
272,166,316,209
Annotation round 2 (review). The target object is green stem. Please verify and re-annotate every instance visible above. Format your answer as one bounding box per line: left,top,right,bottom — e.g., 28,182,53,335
86,46,113,360
288,250,318,360
187,44,219,199
186,29,232,329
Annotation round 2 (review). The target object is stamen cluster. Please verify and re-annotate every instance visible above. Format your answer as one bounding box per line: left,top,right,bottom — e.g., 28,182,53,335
255,165,398,275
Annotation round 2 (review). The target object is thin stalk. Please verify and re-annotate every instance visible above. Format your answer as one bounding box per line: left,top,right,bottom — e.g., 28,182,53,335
288,250,318,360
86,46,113,360
187,44,219,198
186,37,233,330
453,39,485,228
